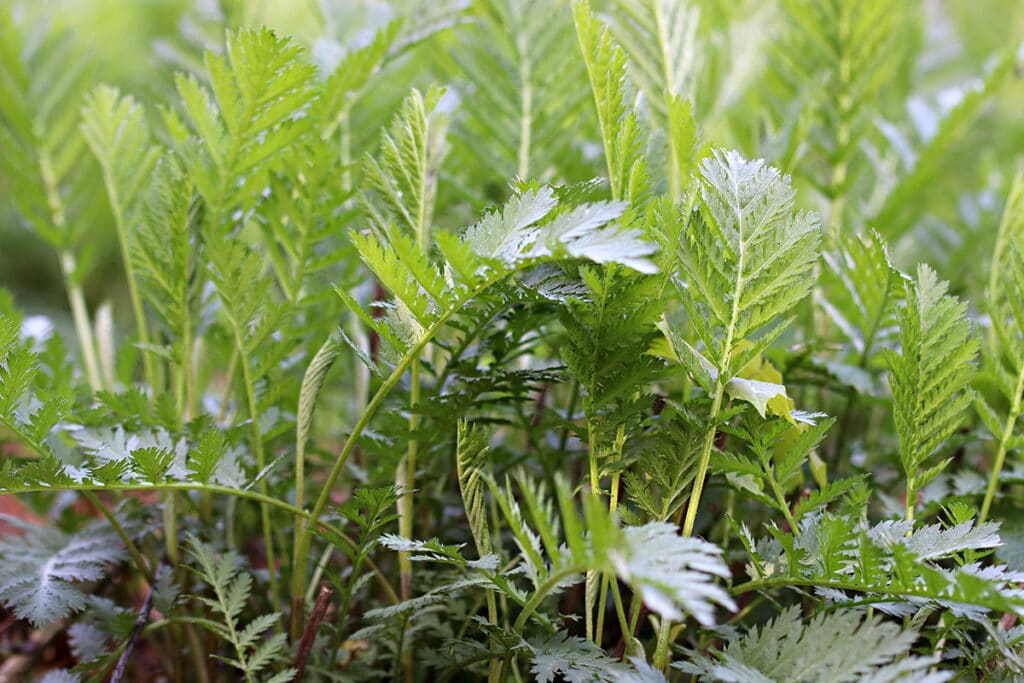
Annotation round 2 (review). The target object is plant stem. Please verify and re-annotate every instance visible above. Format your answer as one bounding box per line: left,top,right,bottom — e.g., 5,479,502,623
486,587,501,683
980,368,1024,523
292,273,512,624
43,143,102,393
398,358,420,683
514,6,532,181
237,351,280,613
584,423,601,642
163,492,179,565
682,384,725,538
608,579,633,657
905,477,916,529
596,424,625,646
100,166,156,390
60,252,103,393
765,465,797,531
653,615,672,670
292,582,333,679
82,491,154,584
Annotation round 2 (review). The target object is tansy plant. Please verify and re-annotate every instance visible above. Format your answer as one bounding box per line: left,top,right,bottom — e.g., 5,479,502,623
1,0,1024,681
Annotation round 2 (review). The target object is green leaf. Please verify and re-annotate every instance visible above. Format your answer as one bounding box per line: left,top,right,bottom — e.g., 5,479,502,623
573,0,649,204
886,264,978,503
674,150,820,378
456,420,492,557
362,87,449,243
613,522,735,624
80,85,160,215
678,605,949,683
0,519,126,626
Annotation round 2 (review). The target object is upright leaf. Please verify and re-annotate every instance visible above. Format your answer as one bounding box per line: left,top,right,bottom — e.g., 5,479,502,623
886,264,977,520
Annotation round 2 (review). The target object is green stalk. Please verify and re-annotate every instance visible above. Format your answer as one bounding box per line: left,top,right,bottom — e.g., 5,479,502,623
681,383,725,538
291,273,512,628
163,492,179,565
652,0,681,203
595,424,626,646
41,145,102,394
486,588,501,683
585,424,600,642
83,491,154,583
60,252,103,394
397,358,420,683
764,463,798,531
827,5,851,246
398,362,420,601
237,351,280,613
608,579,634,657
664,223,748,667
398,135,433,679
979,367,1024,523
99,165,156,390
515,12,532,181
905,477,917,528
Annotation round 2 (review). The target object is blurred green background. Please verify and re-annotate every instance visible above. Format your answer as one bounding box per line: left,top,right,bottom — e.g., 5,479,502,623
2,0,1024,325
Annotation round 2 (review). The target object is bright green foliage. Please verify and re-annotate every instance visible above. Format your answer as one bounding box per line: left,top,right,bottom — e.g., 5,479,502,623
171,27,316,225
0,2,1023,681
821,231,898,367
574,0,649,204
362,87,449,242
608,0,699,125
679,606,950,683
188,539,296,683
132,154,198,366
0,9,96,251
457,420,493,556
673,150,820,385
976,172,1024,521
438,0,591,187
887,265,978,516
80,86,159,222
766,0,919,218
607,0,702,197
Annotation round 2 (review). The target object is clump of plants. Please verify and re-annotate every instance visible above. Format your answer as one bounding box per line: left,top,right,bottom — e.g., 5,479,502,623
1,0,1023,680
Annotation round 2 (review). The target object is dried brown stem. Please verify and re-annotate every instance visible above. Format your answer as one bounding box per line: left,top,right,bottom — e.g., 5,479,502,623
292,582,334,678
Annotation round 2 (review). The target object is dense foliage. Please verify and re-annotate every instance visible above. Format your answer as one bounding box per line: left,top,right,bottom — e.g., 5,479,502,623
1,0,1024,680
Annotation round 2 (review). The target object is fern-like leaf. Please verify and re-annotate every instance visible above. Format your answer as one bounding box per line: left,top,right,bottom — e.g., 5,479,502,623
676,150,820,382
678,605,950,683
457,420,492,556
187,539,295,682
613,522,735,624
0,518,126,626
173,27,315,225
362,87,449,244
886,264,978,516
573,0,649,204
977,172,1024,520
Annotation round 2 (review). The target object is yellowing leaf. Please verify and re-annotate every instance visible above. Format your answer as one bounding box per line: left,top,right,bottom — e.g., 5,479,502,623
809,450,828,489
725,376,790,420
727,341,811,428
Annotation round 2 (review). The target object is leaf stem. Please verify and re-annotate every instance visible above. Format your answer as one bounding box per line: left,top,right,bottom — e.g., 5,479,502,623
60,252,103,393
979,367,1024,523
100,164,156,390
291,272,511,628
397,357,420,682
237,350,280,614
82,490,155,584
